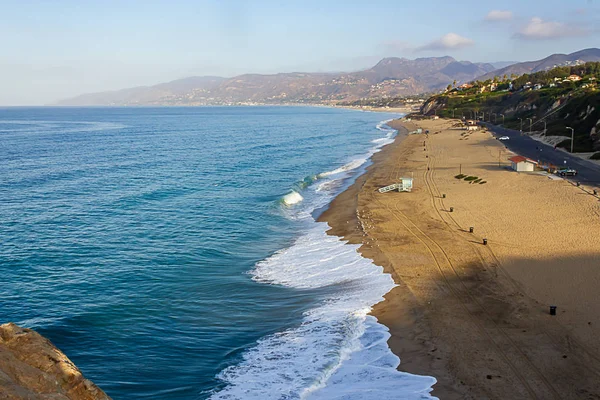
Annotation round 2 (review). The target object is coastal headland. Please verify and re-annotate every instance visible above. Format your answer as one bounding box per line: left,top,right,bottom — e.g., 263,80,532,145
0,323,110,399
319,117,600,399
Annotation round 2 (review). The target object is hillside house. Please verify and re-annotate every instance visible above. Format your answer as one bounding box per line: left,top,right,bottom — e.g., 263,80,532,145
509,156,537,172
567,75,582,82
458,83,473,90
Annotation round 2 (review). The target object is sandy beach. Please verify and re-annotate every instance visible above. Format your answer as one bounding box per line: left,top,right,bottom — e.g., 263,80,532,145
319,118,600,399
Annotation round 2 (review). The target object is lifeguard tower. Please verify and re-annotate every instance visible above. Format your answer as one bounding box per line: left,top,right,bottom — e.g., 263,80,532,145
378,177,413,193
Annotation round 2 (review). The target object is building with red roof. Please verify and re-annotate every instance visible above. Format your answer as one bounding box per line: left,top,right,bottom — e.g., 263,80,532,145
509,155,537,172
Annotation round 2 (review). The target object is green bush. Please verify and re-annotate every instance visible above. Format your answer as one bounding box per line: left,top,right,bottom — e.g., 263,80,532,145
474,178,482,183
464,176,479,181
455,174,466,179
590,152,600,160
479,181,487,184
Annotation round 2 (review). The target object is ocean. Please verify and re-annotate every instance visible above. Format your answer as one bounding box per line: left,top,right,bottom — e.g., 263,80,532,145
0,106,435,399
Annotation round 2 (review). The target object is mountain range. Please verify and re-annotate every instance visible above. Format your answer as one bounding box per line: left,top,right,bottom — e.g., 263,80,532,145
55,49,600,106
55,57,495,106
478,48,600,81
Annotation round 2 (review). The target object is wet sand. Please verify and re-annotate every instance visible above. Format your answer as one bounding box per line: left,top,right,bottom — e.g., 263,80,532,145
319,118,600,399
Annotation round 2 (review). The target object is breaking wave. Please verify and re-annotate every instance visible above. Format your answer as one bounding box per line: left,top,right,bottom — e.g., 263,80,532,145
282,190,304,206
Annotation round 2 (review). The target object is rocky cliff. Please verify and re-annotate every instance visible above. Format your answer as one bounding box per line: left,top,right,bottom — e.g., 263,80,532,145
0,323,110,400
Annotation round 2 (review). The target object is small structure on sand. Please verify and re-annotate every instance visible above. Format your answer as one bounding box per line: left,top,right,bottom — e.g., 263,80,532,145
379,177,413,193
509,156,537,172
466,125,479,131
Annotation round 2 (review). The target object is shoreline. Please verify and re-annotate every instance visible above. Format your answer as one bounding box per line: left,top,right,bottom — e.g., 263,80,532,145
318,117,600,399
317,121,458,398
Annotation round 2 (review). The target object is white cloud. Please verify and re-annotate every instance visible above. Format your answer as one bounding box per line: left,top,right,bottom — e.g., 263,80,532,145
416,33,474,52
516,17,586,40
485,10,513,21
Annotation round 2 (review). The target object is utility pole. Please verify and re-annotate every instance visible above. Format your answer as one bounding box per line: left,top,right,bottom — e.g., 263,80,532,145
527,118,533,135
498,149,501,167
518,118,523,134
567,127,575,152
543,121,547,135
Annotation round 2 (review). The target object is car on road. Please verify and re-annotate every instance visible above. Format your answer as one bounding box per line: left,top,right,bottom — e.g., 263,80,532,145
498,136,510,141
557,168,578,176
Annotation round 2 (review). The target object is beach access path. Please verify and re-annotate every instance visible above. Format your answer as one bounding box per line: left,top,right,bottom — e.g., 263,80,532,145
319,118,600,399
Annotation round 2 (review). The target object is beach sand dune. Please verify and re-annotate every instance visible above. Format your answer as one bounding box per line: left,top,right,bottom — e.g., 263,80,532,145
320,118,600,399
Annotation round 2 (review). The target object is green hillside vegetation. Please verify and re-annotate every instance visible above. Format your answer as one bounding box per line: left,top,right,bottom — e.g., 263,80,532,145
337,94,427,108
421,63,600,153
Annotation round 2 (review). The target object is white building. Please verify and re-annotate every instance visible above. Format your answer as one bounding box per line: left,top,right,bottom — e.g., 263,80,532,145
509,156,537,172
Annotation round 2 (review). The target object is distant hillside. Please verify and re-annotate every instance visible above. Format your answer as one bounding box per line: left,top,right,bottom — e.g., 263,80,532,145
56,76,226,106
55,57,496,106
479,48,600,81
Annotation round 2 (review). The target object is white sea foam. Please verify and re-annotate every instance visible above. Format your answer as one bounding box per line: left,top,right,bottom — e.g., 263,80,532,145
209,117,438,399
315,179,342,193
211,224,436,399
282,190,304,206
283,118,398,212
318,158,368,178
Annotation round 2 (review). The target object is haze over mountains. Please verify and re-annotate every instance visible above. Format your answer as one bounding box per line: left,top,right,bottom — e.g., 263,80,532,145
55,57,495,106
55,49,600,106
479,48,600,80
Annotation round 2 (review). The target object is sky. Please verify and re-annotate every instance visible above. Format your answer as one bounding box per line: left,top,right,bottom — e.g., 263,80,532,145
1,0,599,105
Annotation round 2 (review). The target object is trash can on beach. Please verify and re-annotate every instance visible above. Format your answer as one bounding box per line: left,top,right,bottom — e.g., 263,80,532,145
550,306,557,316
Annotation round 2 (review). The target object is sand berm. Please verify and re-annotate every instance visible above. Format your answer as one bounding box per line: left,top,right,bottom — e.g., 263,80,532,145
319,117,600,399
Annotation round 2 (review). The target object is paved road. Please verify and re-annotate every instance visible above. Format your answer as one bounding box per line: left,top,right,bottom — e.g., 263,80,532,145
484,123,600,187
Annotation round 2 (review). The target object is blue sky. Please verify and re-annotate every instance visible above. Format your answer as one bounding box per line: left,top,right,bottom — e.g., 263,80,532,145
1,0,599,105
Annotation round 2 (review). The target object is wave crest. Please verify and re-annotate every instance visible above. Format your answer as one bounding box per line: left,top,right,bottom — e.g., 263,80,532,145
282,190,304,206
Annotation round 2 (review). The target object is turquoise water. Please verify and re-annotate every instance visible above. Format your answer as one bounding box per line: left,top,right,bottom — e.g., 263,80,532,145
0,107,435,399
